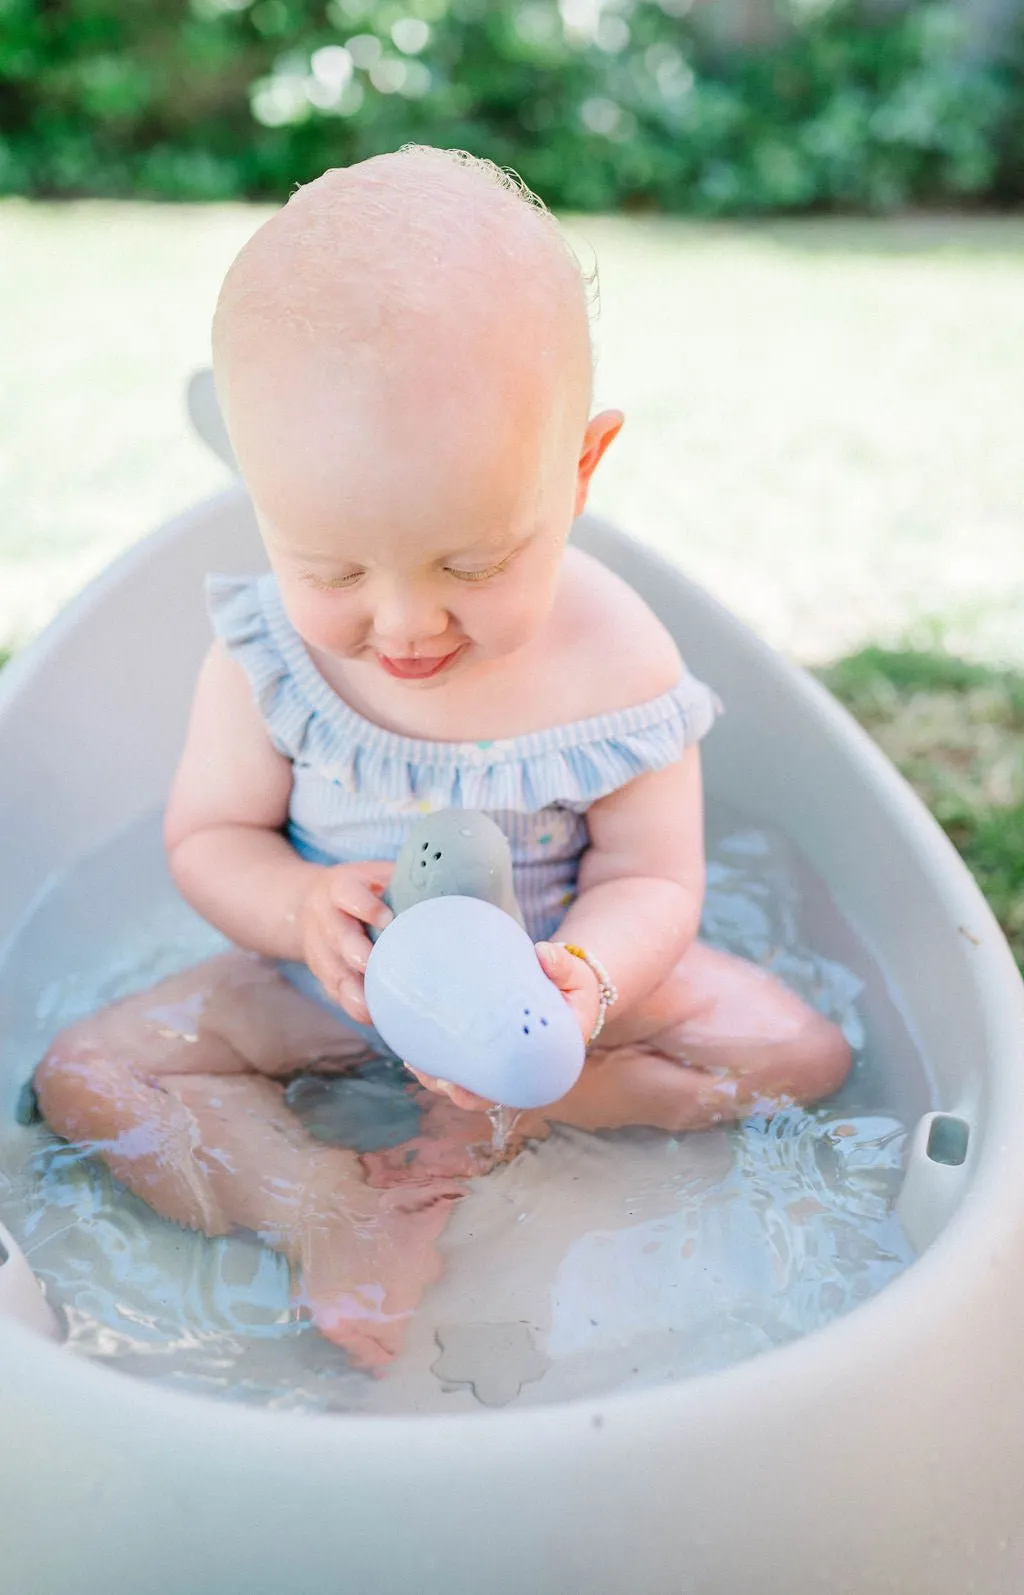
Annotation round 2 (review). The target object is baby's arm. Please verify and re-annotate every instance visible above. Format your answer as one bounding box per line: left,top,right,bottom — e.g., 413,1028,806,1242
418,753,704,1111
541,748,706,1037
528,554,709,1037
164,643,391,1019
165,644,308,951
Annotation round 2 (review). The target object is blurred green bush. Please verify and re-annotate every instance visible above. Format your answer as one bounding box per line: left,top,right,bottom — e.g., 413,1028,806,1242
1,0,1021,211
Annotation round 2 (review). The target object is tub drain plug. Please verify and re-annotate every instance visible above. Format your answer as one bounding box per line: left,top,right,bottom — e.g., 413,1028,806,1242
432,1322,550,1407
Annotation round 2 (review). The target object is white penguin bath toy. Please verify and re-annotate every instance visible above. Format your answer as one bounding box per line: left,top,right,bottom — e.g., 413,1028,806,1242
364,813,586,1109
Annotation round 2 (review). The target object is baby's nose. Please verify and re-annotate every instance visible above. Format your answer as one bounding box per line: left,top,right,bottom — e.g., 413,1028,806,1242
372,583,449,649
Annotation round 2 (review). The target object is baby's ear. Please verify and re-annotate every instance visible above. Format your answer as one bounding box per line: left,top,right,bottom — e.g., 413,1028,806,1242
574,409,624,515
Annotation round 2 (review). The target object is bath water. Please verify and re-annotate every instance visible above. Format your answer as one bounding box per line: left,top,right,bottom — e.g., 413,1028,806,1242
0,810,920,1413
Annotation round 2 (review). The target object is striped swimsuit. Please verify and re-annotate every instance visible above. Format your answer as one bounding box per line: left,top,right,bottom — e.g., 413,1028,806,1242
208,573,721,1026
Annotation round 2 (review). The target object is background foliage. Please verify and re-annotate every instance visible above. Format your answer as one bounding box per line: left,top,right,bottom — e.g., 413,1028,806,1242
2,0,1022,211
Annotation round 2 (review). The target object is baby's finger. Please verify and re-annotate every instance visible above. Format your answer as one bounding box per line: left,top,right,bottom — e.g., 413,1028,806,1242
406,1067,494,1113
407,1066,440,1091
535,941,586,994
536,943,602,1043
338,975,371,1026
309,947,350,1006
445,1083,496,1113
345,858,395,898
339,924,373,975
354,859,395,889
329,872,393,931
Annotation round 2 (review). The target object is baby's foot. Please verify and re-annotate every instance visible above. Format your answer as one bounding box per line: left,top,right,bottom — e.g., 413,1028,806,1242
361,1093,515,1187
296,1179,465,1369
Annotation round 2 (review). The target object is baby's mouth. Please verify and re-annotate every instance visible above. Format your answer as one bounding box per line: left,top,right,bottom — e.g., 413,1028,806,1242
375,646,464,681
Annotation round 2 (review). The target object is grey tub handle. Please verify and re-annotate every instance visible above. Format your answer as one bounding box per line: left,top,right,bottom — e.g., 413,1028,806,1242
896,1111,974,1254
0,1221,61,1341
187,369,238,474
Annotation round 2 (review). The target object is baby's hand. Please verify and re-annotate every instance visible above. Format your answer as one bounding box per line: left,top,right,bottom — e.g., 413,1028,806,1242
300,861,394,1023
406,1069,494,1114
535,942,601,1047
408,940,602,1113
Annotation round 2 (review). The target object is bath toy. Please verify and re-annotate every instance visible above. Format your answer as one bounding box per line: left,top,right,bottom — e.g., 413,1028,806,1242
365,808,584,1107
384,809,525,927
363,807,585,1106
2,385,1024,1595
364,896,585,1109
432,1322,552,1407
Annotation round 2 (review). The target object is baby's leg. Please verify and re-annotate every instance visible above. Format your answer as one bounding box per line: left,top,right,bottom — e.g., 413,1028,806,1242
160,1071,461,1367
366,946,850,1179
34,952,464,1366
524,942,852,1137
362,1092,511,1188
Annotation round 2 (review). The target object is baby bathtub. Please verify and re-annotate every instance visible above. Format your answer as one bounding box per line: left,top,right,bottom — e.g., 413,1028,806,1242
1,384,1023,1595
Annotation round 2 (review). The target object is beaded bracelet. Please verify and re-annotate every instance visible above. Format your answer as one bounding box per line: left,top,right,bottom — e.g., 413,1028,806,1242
559,943,619,1045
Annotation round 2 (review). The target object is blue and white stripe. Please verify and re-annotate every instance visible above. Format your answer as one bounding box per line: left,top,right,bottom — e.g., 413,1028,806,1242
207,573,721,944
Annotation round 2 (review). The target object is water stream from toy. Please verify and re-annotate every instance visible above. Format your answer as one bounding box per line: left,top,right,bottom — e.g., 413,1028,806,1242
487,1106,516,1155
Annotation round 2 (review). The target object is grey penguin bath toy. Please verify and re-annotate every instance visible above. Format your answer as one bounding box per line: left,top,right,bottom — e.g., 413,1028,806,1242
364,895,585,1109
364,809,585,1108
383,810,525,926
287,811,528,1145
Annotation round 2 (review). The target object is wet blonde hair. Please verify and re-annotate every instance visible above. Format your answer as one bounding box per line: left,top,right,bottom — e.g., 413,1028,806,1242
392,143,599,316
213,143,596,397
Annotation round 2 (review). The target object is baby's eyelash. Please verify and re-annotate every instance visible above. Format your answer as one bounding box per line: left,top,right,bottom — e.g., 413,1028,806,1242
300,555,514,589
303,571,363,590
444,558,511,584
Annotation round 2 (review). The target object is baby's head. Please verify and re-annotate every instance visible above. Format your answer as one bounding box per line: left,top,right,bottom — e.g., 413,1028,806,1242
212,146,622,684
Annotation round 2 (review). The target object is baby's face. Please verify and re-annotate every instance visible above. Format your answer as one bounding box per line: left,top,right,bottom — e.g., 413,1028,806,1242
214,150,621,684
232,341,617,686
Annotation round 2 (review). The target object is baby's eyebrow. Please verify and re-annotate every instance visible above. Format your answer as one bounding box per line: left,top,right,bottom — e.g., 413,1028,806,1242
440,530,534,561
276,543,363,567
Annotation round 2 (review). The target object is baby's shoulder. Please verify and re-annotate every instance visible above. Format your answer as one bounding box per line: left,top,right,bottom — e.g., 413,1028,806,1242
553,547,683,716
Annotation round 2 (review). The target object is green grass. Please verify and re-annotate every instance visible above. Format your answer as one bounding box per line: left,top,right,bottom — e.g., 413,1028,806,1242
821,649,1024,971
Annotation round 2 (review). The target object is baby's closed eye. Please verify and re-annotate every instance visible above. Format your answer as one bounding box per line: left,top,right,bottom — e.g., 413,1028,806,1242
443,558,511,583
442,531,534,584
302,569,364,591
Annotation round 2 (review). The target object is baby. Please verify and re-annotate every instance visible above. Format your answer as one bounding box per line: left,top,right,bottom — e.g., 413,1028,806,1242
35,146,850,1369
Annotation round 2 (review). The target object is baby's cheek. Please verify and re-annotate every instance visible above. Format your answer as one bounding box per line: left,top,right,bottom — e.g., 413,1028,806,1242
287,591,362,655
462,589,550,656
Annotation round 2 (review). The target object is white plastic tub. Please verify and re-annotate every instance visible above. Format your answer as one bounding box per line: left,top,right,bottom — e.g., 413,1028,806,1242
1,409,1023,1593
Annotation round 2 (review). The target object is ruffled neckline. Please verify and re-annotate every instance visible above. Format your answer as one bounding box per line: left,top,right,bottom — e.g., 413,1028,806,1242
206,572,721,812
257,573,697,766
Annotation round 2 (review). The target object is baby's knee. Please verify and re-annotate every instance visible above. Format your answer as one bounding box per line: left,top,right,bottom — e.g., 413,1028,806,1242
786,1012,852,1103
36,1019,92,1081
34,1018,117,1127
